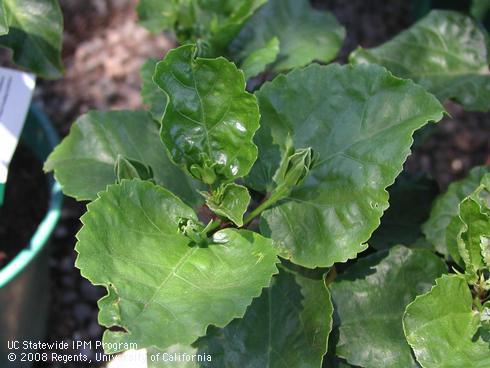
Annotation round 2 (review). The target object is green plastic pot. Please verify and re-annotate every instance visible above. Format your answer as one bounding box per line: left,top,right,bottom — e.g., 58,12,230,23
0,106,62,368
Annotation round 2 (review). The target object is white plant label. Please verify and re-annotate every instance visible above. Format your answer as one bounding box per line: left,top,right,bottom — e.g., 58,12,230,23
0,67,36,191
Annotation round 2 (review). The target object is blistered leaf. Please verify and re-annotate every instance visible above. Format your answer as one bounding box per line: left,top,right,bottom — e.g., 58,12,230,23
330,246,446,368
44,110,202,206
255,63,444,268
194,267,332,367
403,275,490,368
141,58,167,121
350,10,490,111
154,44,259,185
230,0,345,71
138,0,266,55
0,0,63,78
76,180,278,352
240,37,279,79
204,183,250,226
423,165,490,257
370,174,439,250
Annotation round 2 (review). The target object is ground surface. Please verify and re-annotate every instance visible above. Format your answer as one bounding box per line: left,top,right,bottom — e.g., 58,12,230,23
11,0,488,367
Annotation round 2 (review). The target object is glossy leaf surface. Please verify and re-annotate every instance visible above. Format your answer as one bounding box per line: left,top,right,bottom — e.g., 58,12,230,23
44,110,201,205
423,165,490,257
403,275,490,368
154,45,260,184
256,63,444,268
230,0,345,71
350,10,490,111
76,180,278,351
330,246,446,368
0,0,63,78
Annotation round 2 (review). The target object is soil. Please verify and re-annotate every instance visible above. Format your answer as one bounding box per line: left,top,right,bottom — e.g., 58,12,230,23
0,144,48,269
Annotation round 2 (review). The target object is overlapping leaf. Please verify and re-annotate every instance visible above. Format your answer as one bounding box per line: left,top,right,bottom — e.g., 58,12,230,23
141,58,167,121
423,165,490,257
76,180,279,352
370,174,439,250
446,174,490,272
150,267,332,367
229,0,345,72
195,267,332,367
203,183,250,226
330,246,446,368
0,0,63,78
239,37,279,79
403,275,490,368
44,110,201,206
350,10,490,111
137,0,266,55
154,44,260,184
254,63,444,268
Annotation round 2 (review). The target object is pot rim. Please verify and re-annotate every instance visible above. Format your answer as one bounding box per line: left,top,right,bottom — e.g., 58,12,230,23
0,105,63,288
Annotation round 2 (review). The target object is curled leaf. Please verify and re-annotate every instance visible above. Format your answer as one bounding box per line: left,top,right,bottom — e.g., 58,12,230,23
154,44,260,185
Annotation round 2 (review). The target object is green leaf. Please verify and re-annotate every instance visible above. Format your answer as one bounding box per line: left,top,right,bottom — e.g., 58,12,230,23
136,0,179,34
370,174,439,250
0,2,8,35
450,198,489,277
255,63,444,268
244,121,281,193
240,37,280,79
141,58,167,121
194,267,333,367
446,176,490,275
422,165,490,257
76,180,278,352
471,0,490,21
330,246,447,368
154,44,260,185
0,0,63,78
44,110,202,206
203,183,250,226
229,0,345,72
350,10,490,112
138,0,267,55
403,274,490,368
115,155,154,183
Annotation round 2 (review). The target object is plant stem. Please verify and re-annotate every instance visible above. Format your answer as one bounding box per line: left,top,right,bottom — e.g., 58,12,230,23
203,219,221,236
243,187,288,225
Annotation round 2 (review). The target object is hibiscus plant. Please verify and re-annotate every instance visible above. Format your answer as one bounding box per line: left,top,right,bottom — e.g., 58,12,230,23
45,1,490,367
